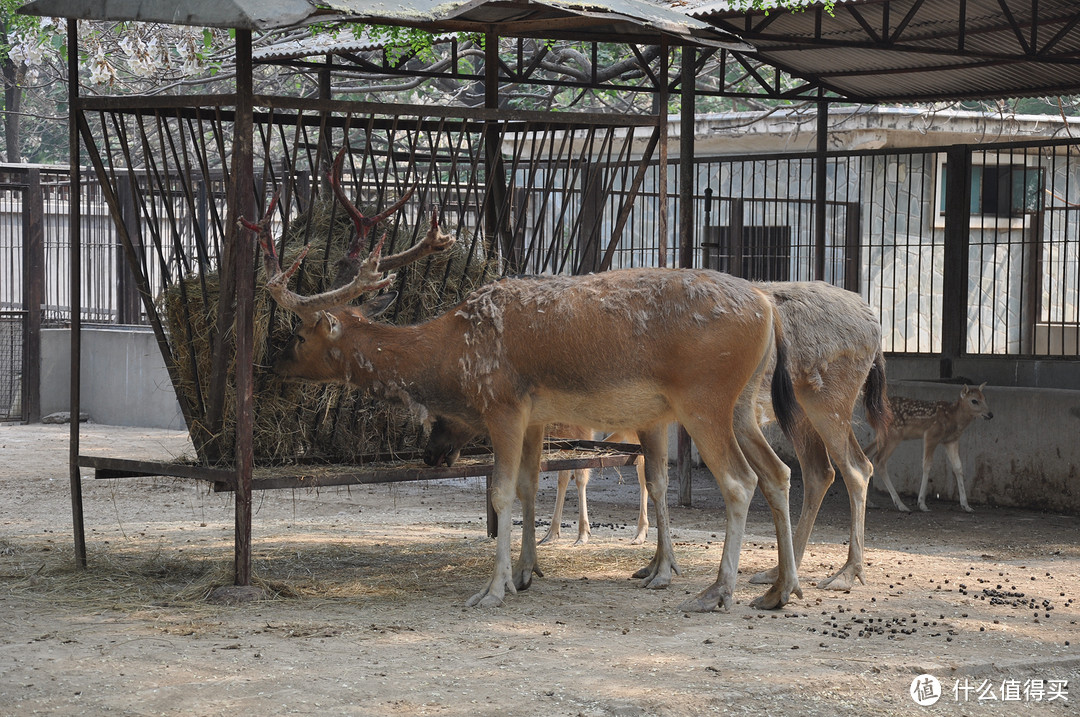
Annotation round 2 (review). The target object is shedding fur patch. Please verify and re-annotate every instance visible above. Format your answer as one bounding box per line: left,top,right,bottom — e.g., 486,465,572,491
758,281,880,388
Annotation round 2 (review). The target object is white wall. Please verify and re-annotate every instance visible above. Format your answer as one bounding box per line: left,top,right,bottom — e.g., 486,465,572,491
41,327,184,430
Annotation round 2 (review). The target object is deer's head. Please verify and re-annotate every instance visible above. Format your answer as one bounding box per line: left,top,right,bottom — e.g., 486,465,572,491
424,415,480,467
961,383,994,421
239,147,455,383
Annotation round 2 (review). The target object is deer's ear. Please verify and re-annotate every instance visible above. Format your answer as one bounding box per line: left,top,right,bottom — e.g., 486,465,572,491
361,291,397,320
314,311,343,339
978,381,987,390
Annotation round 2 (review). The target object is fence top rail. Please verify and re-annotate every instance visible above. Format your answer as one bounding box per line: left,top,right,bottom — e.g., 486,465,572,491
691,136,1080,165
78,93,660,132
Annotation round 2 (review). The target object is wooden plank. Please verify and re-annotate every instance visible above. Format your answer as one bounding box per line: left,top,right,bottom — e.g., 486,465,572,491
80,456,234,483
80,439,642,495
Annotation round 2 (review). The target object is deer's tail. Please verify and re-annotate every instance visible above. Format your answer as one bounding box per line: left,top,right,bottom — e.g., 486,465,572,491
769,304,801,439
862,348,892,449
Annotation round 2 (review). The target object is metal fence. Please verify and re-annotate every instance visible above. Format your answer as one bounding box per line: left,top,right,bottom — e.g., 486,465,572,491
687,140,1080,359
5,138,1080,363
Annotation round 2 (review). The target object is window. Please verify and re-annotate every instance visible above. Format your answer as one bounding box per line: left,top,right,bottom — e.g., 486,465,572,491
935,155,1043,229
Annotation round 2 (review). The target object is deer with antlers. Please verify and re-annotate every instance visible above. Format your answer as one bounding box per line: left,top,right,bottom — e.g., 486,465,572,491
426,281,892,592
241,148,804,611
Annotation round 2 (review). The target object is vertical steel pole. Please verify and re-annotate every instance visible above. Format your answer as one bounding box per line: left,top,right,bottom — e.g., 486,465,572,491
941,145,971,377
67,21,86,568
814,99,828,281
657,40,669,268
231,29,256,586
677,45,695,506
24,167,43,423
484,31,500,538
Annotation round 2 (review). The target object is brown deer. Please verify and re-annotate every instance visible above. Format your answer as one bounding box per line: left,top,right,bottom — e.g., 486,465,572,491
427,281,891,592
867,384,993,513
243,147,803,611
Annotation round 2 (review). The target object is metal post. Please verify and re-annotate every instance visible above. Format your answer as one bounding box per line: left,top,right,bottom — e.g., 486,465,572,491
23,167,43,423
677,45,695,506
484,31,500,537
814,99,828,281
67,21,85,569
116,175,142,324
657,40,669,268
231,29,256,587
941,144,972,377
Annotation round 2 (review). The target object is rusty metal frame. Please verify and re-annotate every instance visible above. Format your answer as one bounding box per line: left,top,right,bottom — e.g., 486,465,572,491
64,24,674,588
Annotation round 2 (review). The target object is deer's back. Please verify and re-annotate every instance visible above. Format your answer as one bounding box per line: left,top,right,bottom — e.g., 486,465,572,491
449,269,774,426
888,396,952,440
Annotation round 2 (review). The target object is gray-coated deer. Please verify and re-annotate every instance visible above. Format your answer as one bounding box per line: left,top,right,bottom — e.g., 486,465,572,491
867,384,993,513
244,148,803,611
427,281,892,592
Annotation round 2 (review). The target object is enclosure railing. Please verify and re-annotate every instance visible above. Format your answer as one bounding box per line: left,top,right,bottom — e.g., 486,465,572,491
8,137,1080,368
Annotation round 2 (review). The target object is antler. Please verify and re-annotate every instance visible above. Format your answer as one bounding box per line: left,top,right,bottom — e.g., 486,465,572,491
329,147,455,275
239,148,458,324
239,191,395,324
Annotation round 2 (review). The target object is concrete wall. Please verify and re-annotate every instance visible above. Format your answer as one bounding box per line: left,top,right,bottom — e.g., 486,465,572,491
673,379,1080,516
41,327,185,430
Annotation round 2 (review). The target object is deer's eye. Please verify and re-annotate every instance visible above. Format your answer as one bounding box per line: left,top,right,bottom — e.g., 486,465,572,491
295,334,306,344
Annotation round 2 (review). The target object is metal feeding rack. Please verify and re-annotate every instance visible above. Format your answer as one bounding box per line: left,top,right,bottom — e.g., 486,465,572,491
78,439,644,536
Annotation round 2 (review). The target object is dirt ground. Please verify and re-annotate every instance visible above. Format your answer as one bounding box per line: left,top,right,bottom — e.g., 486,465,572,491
0,423,1078,716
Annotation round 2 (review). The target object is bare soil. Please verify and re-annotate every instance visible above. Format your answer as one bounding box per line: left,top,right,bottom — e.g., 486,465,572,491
1,423,1078,716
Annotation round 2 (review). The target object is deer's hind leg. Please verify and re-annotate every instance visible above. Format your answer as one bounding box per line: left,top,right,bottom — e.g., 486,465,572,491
917,437,939,512
631,425,679,589
676,412,761,612
539,469,573,545
749,419,832,586
572,467,592,545
606,429,650,545
868,438,910,513
732,404,801,609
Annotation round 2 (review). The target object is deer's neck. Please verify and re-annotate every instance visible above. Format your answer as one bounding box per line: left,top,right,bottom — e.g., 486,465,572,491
950,399,978,429
347,312,483,426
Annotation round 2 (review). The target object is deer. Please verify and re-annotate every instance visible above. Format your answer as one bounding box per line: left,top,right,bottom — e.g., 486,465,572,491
242,147,804,611
426,281,892,592
866,384,993,513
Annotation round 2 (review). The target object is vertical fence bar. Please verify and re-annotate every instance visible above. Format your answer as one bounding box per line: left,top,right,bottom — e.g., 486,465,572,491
67,21,86,569
231,29,255,587
942,145,972,376
23,169,42,422
814,101,828,281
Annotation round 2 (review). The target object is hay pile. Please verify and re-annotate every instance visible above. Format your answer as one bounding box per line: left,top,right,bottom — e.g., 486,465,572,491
162,197,497,466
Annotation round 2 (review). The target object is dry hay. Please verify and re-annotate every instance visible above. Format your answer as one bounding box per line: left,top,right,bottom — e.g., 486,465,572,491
161,196,498,467
0,525,721,613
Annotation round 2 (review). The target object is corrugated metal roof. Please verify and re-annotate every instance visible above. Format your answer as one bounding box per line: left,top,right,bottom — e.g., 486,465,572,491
19,0,751,49
689,0,1080,102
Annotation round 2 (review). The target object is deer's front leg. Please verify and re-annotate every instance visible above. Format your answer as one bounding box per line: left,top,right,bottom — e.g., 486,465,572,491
512,425,545,590
467,414,527,608
944,441,974,512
